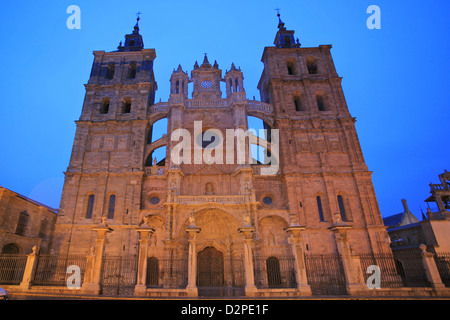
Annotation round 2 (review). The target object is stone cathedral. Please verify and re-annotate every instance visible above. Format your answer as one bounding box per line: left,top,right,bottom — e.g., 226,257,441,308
50,15,393,297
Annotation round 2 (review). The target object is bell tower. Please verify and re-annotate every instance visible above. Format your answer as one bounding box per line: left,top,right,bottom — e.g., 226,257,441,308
53,16,158,255
257,12,390,254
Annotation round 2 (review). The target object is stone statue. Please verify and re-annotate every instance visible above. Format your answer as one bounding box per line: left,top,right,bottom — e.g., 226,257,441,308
334,211,342,223
189,214,196,227
243,213,252,227
205,182,214,195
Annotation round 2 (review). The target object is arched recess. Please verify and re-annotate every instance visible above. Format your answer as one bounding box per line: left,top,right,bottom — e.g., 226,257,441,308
247,115,273,142
147,117,168,144
258,215,290,254
247,115,278,167
178,208,242,256
144,146,167,167
1,243,21,254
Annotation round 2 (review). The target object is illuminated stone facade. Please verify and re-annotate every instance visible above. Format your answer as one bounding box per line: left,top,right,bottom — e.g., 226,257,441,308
49,16,394,296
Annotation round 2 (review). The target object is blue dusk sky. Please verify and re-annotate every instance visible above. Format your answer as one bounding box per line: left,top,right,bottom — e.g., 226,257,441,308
0,1,448,219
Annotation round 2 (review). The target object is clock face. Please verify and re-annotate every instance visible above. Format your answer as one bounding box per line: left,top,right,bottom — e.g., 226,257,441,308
200,80,213,88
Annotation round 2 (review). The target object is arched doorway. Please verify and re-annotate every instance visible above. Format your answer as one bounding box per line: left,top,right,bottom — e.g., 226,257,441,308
197,246,224,296
146,257,159,287
266,256,282,288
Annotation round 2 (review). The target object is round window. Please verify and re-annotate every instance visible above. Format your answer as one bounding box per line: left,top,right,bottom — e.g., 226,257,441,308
263,196,273,205
150,196,160,205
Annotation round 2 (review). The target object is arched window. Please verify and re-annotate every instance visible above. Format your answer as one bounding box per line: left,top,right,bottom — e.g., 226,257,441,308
307,57,318,75
175,80,180,94
316,196,325,222
316,94,327,111
145,146,167,167
287,61,295,75
247,116,272,143
337,195,349,222
100,98,110,114
146,257,159,286
106,63,115,80
107,195,116,220
15,211,29,236
86,195,95,219
266,257,282,288
147,118,168,144
128,62,137,79
121,97,132,114
235,79,239,92
294,94,303,111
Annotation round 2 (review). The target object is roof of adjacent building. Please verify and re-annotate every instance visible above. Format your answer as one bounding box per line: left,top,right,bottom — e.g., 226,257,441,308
383,199,420,228
0,185,58,214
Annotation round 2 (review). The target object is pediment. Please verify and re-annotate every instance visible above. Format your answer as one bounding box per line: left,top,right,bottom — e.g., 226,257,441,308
193,164,229,175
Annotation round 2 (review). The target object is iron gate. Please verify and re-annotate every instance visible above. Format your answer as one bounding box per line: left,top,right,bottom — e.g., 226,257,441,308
100,255,138,296
304,253,347,295
253,256,297,289
196,247,244,297
0,254,27,285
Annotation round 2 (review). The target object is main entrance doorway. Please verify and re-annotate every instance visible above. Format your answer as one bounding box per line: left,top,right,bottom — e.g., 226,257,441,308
197,246,224,296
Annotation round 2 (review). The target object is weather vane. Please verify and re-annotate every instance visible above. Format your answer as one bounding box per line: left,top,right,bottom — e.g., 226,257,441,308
275,8,281,16
136,11,142,21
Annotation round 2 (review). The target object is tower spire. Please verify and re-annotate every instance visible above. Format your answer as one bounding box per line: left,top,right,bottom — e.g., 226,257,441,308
117,14,144,52
134,12,142,33
275,8,285,29
272,8,300,48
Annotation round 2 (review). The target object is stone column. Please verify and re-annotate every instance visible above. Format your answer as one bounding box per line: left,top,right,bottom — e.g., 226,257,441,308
134,219,155,296
238,225,257,296
286,225,312,296
81,217,112,295
419,244,446,291
81,247,96,285
185,217,200,297
19,246,39,289
329,215,367,295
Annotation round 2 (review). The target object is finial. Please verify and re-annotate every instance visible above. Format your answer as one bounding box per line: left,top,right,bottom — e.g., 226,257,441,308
275,8,285,29
203,53,210,64
134,12,142,32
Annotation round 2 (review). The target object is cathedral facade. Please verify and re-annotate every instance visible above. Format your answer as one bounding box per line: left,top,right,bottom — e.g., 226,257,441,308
50,15,393,296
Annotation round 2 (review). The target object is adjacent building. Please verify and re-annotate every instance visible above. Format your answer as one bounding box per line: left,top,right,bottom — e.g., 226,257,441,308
0,185,57,255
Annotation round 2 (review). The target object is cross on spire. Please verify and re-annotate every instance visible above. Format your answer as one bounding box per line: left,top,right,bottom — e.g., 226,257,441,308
274,7,285,29
136,12,142,21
